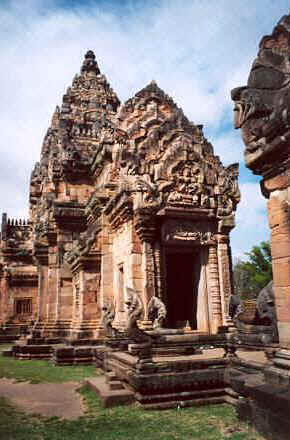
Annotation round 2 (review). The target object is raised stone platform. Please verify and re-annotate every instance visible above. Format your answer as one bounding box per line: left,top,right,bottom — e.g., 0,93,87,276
87,348,271,410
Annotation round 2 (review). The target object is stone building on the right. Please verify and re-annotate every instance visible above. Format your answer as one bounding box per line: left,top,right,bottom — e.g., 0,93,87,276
231,12,290,440
232,12,290,350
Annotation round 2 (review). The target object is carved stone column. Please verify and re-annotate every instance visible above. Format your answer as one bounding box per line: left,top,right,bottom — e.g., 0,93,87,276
36,264,47,324
141,241,156,327
197,248,210,332
217,235,234,326
153,241,162,298
207,245,222,333
135,211,156,329
264,176,290,348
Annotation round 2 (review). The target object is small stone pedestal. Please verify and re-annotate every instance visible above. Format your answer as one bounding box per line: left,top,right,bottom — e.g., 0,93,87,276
128,341,155,373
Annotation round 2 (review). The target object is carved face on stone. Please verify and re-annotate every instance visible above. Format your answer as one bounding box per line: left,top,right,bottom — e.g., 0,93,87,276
231,14,290,174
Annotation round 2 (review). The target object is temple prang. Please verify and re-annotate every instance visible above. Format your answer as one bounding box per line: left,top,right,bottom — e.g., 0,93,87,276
0,50,240,340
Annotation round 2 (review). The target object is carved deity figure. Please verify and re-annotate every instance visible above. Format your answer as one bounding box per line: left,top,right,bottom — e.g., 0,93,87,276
231,14,290,175
148,296,167,329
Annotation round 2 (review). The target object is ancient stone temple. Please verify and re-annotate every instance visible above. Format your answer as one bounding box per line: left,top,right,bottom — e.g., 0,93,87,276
0,50,240,340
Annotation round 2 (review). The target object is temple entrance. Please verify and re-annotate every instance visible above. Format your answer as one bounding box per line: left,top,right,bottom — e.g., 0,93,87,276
165,250,199,329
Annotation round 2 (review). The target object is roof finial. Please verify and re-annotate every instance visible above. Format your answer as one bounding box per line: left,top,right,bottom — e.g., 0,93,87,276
81,50,100,75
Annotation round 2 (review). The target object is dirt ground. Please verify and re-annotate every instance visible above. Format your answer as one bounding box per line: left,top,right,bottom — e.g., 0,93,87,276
0,378,84,419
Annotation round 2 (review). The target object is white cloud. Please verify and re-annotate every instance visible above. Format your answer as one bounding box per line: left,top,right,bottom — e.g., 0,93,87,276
231,182,270,259
210,131,244,165
0,0,288,256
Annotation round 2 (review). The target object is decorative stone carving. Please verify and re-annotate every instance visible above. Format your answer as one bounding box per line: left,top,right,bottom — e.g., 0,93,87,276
257,281,278,340
112,80,240,227
162,219,215,245
65,223,101,266
229,281,278,344
125,287,150,342
101,300,116,338
148,296,166,329
231,14,290,176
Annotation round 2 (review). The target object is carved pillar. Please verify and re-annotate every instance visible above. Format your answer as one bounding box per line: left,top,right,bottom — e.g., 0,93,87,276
100,223,114,309
142,241,156,322
196,247,210,332
72,272,81,324
217,235,234,326
161,246,168,309
55,267,61,321
207,245,222,334
154,241,162,298
135,211,156,328
0,269,9,324
36,264,44,322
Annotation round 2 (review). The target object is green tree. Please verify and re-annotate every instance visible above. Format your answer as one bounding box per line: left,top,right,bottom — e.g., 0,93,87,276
233,241,272,299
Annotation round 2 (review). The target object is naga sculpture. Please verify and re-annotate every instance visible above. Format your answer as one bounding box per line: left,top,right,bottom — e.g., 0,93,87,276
148,296,167,329
101,300,116,338
125,287,150,342
231,14,290,176
229,281,278,344
256,281,278,341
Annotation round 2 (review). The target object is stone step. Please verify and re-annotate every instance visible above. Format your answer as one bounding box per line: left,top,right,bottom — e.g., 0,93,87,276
86,377,135,408
136,387,226,406
142,396,225,410
109,380,125,391
105,371,118,382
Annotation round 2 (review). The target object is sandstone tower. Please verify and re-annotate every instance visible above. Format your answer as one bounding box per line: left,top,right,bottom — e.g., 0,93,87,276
0,51,240,339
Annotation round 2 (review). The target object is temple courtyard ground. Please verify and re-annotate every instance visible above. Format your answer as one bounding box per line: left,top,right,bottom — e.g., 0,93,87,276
0,345,266,440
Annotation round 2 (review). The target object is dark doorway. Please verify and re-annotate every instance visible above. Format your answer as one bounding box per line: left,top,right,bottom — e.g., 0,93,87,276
165,251,198,329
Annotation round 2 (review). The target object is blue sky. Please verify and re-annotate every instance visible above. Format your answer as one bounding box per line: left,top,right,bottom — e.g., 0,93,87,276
0,0,289,259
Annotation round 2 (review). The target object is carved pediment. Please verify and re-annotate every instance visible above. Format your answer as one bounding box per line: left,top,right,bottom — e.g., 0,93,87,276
98,82,240,220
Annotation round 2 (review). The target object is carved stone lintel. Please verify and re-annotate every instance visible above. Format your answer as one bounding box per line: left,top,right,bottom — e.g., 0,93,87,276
162,219,216,245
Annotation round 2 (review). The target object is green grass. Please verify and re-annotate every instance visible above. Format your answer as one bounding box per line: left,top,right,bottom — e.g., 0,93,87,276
0,355,98,383
0,388,264,440
0,355,265,440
